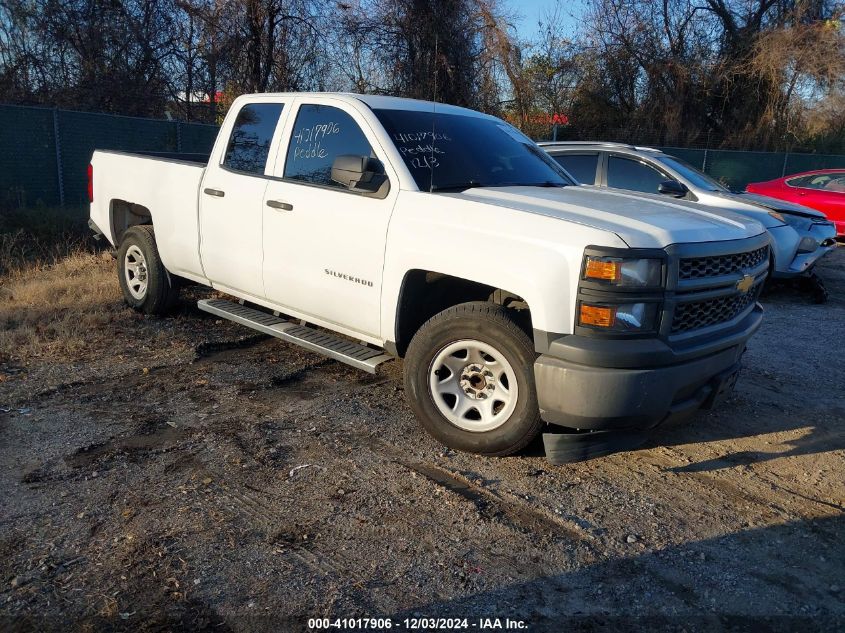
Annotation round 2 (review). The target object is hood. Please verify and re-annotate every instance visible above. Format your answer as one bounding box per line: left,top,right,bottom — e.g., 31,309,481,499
711,191,828,219
451,185,765,249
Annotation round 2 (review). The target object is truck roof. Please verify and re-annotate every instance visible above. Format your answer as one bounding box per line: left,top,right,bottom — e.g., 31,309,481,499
236,92,492,118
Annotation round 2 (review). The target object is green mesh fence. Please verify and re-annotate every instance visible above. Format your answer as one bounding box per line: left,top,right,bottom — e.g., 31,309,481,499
706,150,787,190
783,153,845,176
656,147,706,170
0,105,61,207
3,105,845,209
0,104,218,209
179,121,220,153
657,147,845,190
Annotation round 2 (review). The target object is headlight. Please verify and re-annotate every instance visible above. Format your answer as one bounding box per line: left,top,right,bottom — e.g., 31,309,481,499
578,302,659,332
779,212,812,231
583,255,662,288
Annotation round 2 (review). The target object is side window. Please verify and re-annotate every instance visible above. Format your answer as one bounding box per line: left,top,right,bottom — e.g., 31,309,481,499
607,156,667,194
787,174,830,190
825,176,845,192
283,104,373,188
553,153,599,185
222,103,284,175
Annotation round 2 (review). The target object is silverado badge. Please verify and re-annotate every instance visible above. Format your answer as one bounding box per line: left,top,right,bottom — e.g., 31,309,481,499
736,274,755,294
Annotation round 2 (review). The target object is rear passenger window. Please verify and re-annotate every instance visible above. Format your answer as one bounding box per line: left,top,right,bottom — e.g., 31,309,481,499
284,104,373,188
553,153,599,185
607,156,667,194
826,176,845,192
223,103,284,175
787,174,833,190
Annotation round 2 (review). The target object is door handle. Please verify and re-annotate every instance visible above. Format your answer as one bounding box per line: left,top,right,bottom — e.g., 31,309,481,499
267,200,293,211
203,188,225,197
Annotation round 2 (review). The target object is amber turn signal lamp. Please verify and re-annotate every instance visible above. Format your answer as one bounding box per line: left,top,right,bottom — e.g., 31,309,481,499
584,258,620,281
580,304,615,327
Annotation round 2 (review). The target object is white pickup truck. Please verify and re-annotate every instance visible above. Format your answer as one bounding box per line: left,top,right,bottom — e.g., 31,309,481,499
88,93,770,463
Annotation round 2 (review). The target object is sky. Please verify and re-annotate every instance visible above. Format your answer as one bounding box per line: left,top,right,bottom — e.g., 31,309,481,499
506,0,587,43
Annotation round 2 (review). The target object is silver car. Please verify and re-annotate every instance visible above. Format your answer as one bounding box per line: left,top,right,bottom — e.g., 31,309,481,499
540,142,837,295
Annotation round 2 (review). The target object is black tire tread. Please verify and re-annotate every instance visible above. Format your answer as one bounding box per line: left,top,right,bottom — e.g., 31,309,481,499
404,301,542,457
116,225,178,315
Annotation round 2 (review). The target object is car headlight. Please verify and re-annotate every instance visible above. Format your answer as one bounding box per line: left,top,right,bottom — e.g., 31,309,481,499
578,302,659,332
582,255,663,288
773,211,813,231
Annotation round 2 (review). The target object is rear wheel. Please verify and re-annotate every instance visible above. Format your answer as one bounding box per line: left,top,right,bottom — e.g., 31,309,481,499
403,302,542,456
116,225,179,315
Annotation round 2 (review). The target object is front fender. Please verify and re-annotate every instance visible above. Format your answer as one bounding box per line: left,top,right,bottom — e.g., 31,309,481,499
766,224,801,274
379,191,627,343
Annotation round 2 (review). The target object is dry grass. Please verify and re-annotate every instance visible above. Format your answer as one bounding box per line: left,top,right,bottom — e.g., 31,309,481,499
0,229,94,277
0,250,123,362
0,206,93,277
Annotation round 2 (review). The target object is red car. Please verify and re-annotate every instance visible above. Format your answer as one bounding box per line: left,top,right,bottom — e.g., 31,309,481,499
746,169,845,236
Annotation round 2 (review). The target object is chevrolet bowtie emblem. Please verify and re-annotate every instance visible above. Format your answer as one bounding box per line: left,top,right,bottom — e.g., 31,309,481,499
736,274,755,294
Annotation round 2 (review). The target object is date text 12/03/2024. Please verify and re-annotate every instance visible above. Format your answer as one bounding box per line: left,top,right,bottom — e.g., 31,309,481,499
307,618,528,630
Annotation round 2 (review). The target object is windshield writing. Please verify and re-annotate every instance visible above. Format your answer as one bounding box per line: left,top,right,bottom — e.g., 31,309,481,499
373,109,573,191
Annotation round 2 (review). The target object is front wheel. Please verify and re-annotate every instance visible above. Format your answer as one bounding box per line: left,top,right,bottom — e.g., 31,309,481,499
403,302,542,456
116,225,179,315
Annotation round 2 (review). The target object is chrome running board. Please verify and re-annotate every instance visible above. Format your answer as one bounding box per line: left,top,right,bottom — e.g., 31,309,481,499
197,298,393,373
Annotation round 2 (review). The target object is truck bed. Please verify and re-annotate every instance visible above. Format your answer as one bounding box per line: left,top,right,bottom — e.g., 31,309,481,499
89,149,208,281
100,149,211,166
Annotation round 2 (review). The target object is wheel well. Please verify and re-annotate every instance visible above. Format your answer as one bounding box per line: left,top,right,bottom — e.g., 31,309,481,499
111,199,152,243
393,270,533,357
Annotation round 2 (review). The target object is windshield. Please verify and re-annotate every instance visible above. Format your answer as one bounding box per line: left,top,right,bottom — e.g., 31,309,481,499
372,108,574,191
656,155,730,192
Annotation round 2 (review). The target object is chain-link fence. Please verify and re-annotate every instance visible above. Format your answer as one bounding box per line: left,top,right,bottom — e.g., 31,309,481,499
0,104,218,208
651,146,845,191
3,104,845,207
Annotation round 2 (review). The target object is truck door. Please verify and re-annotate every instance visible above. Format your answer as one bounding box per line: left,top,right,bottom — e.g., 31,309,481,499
261,99,399,338
199,99,289,298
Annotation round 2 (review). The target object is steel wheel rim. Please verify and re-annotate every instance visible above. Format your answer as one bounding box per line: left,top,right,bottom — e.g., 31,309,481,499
428,339,519,432
124,245,148,300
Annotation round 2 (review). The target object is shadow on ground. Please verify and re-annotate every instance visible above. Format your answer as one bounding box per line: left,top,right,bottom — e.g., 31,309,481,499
388,514,844,632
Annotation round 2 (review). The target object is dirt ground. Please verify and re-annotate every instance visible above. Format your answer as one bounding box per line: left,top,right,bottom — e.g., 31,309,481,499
1,248,843,632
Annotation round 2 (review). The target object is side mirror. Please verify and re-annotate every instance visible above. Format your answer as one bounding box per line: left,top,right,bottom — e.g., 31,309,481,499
331,154,387,194
658,180,688,198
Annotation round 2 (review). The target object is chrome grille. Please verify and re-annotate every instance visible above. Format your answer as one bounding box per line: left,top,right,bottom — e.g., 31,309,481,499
671,282,762,333
679,246,768,280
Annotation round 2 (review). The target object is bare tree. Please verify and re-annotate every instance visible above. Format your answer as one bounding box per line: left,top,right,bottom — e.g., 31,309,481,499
0,0,842,153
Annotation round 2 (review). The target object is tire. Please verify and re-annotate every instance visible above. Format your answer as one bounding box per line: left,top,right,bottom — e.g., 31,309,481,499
116,225,179,315
403,302,542,456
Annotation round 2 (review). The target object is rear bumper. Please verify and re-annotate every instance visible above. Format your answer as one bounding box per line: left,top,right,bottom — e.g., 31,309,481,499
534,303,763,434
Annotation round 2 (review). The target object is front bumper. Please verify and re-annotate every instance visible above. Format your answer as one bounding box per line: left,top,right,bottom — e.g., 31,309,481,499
769,222,837,278
535,303,763,461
